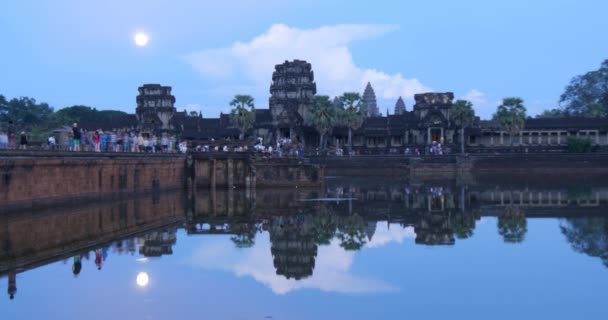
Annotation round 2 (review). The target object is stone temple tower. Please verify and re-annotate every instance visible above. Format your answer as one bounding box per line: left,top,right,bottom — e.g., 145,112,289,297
394,96,406,115
135,84,176,133
363,82,380,117
269,60,317,142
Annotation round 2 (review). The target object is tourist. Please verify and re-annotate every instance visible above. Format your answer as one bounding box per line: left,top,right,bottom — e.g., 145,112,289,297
404,147,411,156
179,140,188,153
92,130,101,152
137,133,144,152
122,131,130,152
72,256,82,277
100,131,108,152
161,134,169,153
82,129,90,152
116,131,123,152
223,145,229,152
47,135,56,150
130,133,138,152
415,148,420,156
19,131,27,150
7,120,15,149
0,131,8,149
109,131,117,152
94,249,103,270
72,123,81,151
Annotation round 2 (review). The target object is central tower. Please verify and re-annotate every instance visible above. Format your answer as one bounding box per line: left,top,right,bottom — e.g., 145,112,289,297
135,84,176,134
269,60,317,142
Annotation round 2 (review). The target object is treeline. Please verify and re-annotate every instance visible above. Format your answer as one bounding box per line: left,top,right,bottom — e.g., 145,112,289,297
0,95,126,140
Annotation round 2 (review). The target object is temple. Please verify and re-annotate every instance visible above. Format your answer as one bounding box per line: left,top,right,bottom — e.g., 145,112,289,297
82,60,608,153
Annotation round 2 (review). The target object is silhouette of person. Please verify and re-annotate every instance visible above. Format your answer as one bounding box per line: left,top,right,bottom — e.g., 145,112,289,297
8,272,16,300
72,256,82,277
94,249,103,270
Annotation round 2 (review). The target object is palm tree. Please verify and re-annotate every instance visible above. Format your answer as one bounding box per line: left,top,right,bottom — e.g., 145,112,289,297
309,95,337,153
493,97,527,148
339,92,366,155
229,95,256,140
497,205,527,243
450,100,475,155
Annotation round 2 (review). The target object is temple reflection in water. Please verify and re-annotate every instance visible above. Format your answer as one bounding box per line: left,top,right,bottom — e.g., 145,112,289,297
1,178,608,299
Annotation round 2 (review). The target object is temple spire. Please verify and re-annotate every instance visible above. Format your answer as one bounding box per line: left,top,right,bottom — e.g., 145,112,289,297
394,96,406,115
362,82,380,117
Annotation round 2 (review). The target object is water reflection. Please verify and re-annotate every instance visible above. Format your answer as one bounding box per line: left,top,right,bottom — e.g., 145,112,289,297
1,179,608,300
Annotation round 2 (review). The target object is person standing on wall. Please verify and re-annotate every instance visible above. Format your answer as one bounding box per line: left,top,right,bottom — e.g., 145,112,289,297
19,131,27,150
72,123,81,151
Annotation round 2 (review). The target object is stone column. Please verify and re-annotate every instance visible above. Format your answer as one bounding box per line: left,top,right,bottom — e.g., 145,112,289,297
519,132,523,145
490,134,494,146
500,132,504,145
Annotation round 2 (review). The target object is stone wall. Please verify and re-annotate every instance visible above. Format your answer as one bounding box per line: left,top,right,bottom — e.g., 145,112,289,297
0,191,186,272
190,153,324,189
0,151,185,209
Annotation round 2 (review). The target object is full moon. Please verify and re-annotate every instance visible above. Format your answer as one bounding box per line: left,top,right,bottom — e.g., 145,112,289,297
136,272,149,287
134,33,149,47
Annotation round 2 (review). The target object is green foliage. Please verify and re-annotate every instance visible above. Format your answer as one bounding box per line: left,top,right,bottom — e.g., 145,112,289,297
536,108,568,118
493,97,527,145
566,136,593,153
53,105,127,125
560,217,608,267
451,99,476,154
338,92,366,154
309,95,338,151
0,96,54,130
559,59,608,117
336,214,367,251
451,100,475,128
229,94,256,140
497,206,527,243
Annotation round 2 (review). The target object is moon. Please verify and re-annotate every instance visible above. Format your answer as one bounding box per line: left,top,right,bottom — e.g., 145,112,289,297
134,33,149,47
136,272,149,287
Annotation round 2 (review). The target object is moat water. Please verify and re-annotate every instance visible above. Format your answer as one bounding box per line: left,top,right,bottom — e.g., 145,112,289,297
1,177,607,319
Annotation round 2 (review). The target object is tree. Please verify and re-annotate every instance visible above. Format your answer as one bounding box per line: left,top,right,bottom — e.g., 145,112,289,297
536,108,567,118
493,97,527,147
0,96,54,130
339,92,366,155
53,105,127,126
229,95,256,140
560,217,608,267
497,205,527,243
335,213,367,251
189,110,199,117
559,59,608,117
309,95,337,153
450,100,475,155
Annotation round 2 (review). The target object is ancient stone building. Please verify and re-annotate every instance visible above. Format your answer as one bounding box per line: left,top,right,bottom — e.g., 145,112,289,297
269,216,317,280
135,84,177,133
81,60,608,154
394,96,406,115
268,60,317,142
363,82,380,117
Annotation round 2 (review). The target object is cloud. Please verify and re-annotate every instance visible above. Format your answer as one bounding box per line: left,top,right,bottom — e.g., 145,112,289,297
184,234,396,295
183,23,431,107
366,223,416,249
462,89,487,106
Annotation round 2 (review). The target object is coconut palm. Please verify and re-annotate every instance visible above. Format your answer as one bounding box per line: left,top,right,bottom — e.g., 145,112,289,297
309,95,338,152
229,95,256,140
339,92,366,155
493,97,527,148
450,99,475,154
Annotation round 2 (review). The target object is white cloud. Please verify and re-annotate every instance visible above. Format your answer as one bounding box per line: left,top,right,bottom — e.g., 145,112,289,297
462,89,487,106
184,234,396,295
183,23,431,106
366,223,416,249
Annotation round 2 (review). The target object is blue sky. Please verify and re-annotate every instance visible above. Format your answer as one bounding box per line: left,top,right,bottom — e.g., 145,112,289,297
1,0,607,119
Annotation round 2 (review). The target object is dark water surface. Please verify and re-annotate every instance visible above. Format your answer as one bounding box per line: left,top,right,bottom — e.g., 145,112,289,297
1,177,607,319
